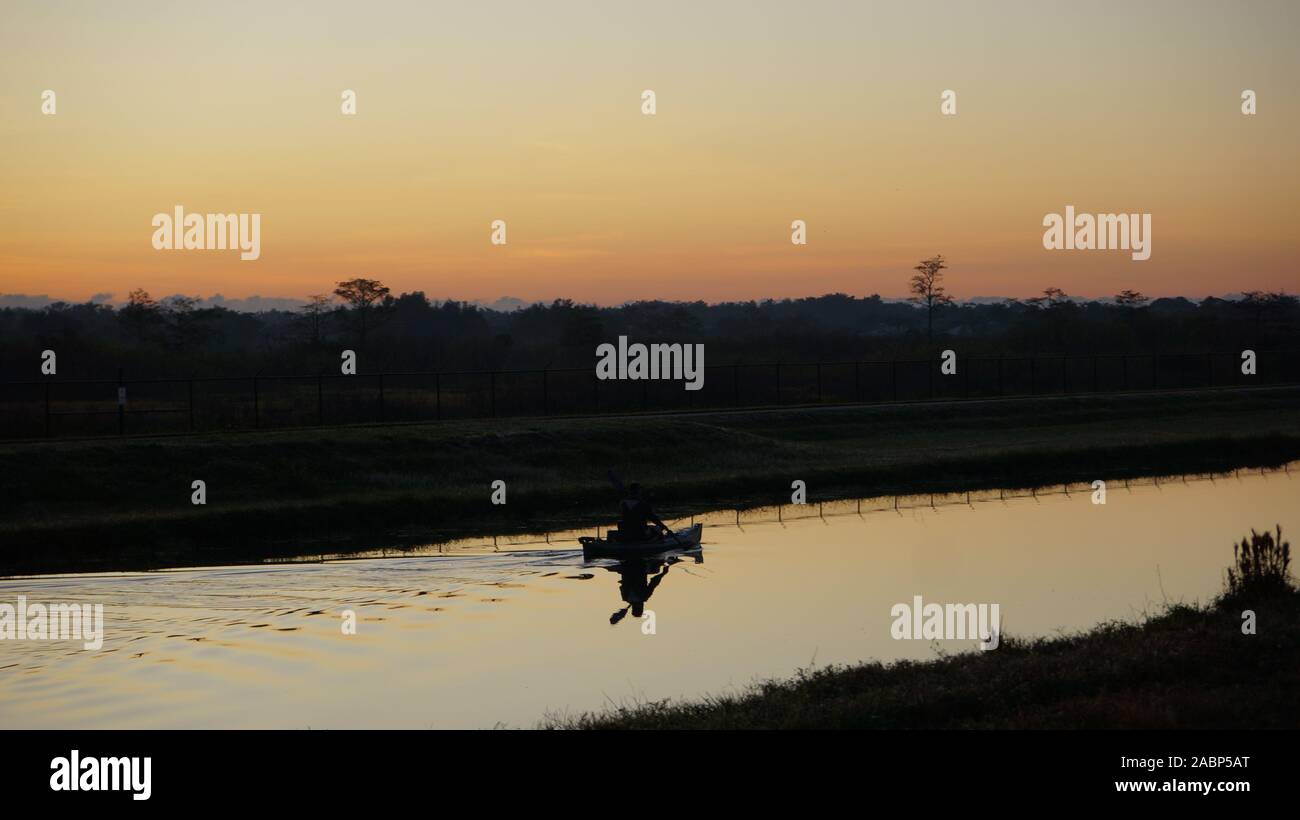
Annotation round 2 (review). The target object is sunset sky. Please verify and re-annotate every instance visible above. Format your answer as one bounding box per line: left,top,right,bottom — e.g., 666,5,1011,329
2,0,1297,306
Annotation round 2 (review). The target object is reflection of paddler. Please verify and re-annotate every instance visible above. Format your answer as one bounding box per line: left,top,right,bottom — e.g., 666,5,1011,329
610,560,670,625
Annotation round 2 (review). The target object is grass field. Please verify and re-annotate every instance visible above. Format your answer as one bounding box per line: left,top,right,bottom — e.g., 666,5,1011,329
3,386,1299,574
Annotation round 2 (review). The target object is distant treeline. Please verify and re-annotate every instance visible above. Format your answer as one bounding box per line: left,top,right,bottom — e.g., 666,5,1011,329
1,283,1297,379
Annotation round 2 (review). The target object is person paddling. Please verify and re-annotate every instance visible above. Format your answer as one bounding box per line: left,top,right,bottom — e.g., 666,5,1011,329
617,483,668,543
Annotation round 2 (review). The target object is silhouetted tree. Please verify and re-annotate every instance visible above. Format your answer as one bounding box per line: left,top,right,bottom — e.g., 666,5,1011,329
1114,289,1148,308
908,255,953,343
119,288,161,343
299,294,333,347
1027,287,1070,309
333,278,393,343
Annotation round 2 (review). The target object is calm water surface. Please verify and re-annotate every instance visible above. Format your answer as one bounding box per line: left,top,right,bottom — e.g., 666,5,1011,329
1,467,1295,728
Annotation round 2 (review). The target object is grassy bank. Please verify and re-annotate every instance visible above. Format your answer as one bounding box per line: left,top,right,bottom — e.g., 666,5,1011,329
547,544,1300,729
3,387,1300,575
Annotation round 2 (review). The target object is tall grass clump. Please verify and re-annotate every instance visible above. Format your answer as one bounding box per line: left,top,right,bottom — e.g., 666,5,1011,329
1224,525,1293,601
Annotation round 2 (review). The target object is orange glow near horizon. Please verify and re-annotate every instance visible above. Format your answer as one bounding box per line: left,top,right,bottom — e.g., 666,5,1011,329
2,0,1298,306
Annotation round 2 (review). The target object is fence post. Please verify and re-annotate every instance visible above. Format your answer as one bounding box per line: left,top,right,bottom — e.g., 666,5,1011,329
1093,355,1099,393
378,373,385,421
317,372,324,425
542,369,549,416
253,375,260,428
854,361,861,402
490,371,496,418
593,372,599,411
1206,352,1213,388
435,372,441,421
816,363,822,403
997,357,1004,396
117,367,125,435
775,363,781,404
188,378,194,431
44,381,51,438
1122,355,1128,390
1030,357,1036,395
1061,356,1068,395
928,358,934,399
1153,354,1159,390
891,359,898,401
733,364,740,406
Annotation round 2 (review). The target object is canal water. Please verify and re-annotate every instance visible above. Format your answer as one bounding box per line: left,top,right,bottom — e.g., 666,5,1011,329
1,466,1295,728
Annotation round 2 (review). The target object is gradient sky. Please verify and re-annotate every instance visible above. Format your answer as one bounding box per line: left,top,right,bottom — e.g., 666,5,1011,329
2,0,1297,306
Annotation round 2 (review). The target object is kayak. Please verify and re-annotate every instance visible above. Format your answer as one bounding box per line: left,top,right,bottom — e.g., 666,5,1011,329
581,523,703,561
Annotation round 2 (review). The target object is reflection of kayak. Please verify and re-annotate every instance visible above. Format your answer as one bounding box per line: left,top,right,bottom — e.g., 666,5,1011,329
581,523,703,561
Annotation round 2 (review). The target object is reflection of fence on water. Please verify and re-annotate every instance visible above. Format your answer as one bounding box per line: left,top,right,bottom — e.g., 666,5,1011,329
297,462,1294,564
678,464,1293,532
